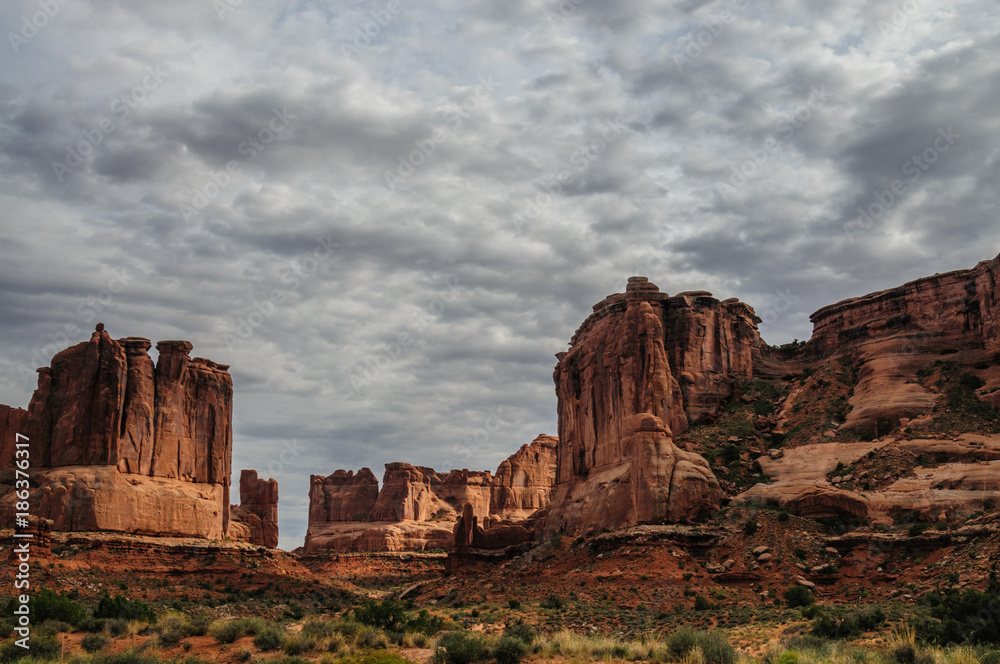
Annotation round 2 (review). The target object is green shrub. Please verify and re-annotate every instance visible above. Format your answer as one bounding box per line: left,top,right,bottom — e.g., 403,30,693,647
254,628,284,651
783,585,814,607
82,633,110,653
908,522,932,537
0,635,61,662
666,627,699,660
503,621,537,644
493,636,528,664
917,586,1000,643
507,599,521,610
435,631,491,664
301,619,336,639
209,619,246,644
93,593,156,623
354,599,407,632
743,520,759,536
540,595,563,610
694,594,711,611
283,634,315,656
14,589,86,626
88,650,161,664
407,609,444,635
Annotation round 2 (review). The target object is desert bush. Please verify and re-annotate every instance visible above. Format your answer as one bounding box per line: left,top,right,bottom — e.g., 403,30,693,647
503,621,537,645
93,594,156,624
434,631,491,664
209,619,246,644
665,627,735,664
354,599,407,632
540,594,563,610
82,633,111,653
88,650,161,664
407,609,444,635
0,635,61,662
254,627,284,651
282,634,315,656
784,585,815,607
236,616,266,635
11,589,86,626
302,618,337,639
666,627,699,660
917,585,1000,644
493,636,528,664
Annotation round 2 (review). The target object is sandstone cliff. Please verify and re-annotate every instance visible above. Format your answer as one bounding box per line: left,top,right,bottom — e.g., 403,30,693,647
0,325,239,540
490,434,557,518
545,278,736,535
229,469,279,548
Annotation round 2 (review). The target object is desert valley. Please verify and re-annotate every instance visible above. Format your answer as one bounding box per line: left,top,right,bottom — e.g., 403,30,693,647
4,252,1000,664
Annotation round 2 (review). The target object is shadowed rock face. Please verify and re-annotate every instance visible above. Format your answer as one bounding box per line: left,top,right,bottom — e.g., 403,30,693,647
490,434,557,518
0,325,238,540
229,469,279,547
545,278,744,535
304,440,560,553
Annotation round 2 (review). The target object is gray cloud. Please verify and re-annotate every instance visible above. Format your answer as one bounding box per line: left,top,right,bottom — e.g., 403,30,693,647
1,0,998,550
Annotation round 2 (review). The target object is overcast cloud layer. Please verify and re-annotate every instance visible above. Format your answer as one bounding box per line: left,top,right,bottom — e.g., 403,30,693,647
1,0,999,550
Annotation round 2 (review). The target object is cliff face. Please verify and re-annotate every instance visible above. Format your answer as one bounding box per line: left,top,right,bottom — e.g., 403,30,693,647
304,438,559,553
545,278,742,535
490,434,557,518
0,325,238,540
229,469,279,547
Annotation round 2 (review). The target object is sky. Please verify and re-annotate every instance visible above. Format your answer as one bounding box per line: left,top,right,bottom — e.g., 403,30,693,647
1,0,999,550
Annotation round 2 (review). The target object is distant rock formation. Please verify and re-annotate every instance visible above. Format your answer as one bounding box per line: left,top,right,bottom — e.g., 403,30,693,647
544,278,740,536
490,434,557,519
0,325,244,541
229,470,279,547
303,436,559,553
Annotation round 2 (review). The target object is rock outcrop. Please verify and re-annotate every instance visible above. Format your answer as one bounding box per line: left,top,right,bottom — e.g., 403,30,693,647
229,470,279,547
0,404,28,470
490,434,557,519
0,325,236,540
545,278,737,535
304,437,559,553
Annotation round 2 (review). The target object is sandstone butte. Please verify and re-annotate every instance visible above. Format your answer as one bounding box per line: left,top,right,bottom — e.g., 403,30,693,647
0,325,278,547
302,434,557,554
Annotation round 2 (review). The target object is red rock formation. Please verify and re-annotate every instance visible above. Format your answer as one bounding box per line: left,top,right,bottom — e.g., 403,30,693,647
308,468,380,524
24,324,127,467
229,469,279,547
800,252,1000,436
0,404,28,469
0,325,235,540
370,463,491,522
490,434,557,518
545,278,731,535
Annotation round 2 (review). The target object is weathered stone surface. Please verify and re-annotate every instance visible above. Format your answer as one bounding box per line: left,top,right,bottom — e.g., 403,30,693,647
806,252,1000,436
25,325,127,467
308,468,379,524
490,434,557,519
229,469,279,547
0,404,28,469
546,279,730,535
0,326,235,540
0,466,227,538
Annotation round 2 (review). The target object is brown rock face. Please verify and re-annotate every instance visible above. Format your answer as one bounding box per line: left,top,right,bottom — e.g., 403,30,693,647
308,468,380,524
370,463,492,522
545,278,734,535
490,434,557,518
0,404,28,469
0,326,235,540
229,469,279,547
799,253,1000,437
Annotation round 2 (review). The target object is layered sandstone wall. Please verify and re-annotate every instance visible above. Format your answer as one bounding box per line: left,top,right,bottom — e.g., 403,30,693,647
229,469,279,547
490,434,557,518
546,278,739,535
0,325,237,540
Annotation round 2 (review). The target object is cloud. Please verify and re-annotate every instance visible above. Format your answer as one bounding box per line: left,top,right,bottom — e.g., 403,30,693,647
1,0,999,548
